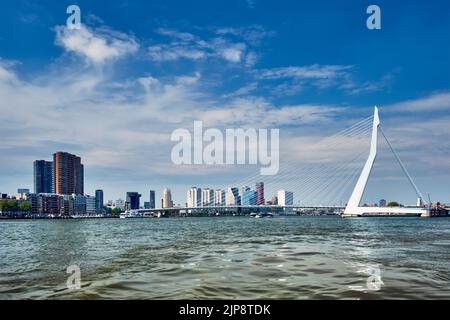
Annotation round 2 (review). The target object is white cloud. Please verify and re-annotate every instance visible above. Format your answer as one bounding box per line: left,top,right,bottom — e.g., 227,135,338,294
0,59,19,83
386,91,450,112
220,44,246,63
0,58,342,168
148,44,205,61
215,25,274,45
341,73,394,95
257,64,353,80
255,64,395,95
55,25,139,65
138,76,160,92
199,97,342,127
269,82,303,97
222,82,258,98
155,28,196,42
147,27,262,65
175,72,202,85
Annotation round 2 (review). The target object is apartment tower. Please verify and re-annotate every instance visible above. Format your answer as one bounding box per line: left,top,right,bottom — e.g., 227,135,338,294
53,152,84,195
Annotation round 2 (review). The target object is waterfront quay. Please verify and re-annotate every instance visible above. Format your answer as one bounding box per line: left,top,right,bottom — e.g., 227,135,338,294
0,205,343,220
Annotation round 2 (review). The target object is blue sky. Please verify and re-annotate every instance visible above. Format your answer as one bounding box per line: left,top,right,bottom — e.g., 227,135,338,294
0,0,449,205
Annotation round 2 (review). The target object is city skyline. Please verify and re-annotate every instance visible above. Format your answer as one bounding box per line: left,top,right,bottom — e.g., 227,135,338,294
1,147,449,209
2,148,299,210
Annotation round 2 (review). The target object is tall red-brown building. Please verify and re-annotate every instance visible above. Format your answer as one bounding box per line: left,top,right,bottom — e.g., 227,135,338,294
53,152,84,195
256,182,265,205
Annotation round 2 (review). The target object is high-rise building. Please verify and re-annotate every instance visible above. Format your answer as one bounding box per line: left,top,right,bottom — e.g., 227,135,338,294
86,195,96,215
379,199,387,207
126,192,141,210
187,187,201,208
186,191,189,208
202,188,214,207
163,188,172,208
149,190,156,209
53,152,84,195
95,190,104,213
241,186,250,198
214,189,225,206
242,190,258,205
277,190,294,206
256,182,265,205
34,160,53,194
226,187,240,206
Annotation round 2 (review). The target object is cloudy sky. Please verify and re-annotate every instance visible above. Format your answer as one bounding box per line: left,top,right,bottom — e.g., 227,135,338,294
0,0,449,205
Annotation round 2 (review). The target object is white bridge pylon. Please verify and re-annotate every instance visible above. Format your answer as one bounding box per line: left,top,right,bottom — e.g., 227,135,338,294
342,107,429,218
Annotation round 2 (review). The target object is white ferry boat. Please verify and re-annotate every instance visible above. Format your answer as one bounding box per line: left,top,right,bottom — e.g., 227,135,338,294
250,212,274,218
120,211,147,219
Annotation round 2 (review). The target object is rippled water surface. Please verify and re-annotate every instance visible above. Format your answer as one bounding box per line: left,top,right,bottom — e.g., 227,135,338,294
1,216,449,299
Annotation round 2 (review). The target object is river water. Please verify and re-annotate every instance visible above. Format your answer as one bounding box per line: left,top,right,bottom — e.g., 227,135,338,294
0,216,449,299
